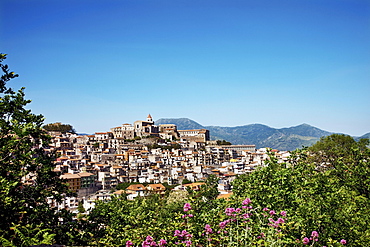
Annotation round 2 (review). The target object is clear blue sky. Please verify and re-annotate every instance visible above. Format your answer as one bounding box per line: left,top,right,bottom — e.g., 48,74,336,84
1,0,369,136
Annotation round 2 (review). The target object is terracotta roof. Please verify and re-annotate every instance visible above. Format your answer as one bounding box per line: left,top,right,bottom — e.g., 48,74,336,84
224,172,236,177
126,184,146,191
77,172,94,177
113,190,126,195
60,173,81,179
183,182,205,188
147,184,166,191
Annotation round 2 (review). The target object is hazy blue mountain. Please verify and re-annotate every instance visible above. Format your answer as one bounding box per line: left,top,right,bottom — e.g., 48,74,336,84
155,118,336,150
361,132,370,139
354,132,370,142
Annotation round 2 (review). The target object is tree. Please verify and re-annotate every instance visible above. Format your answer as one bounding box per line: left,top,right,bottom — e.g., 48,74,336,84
198,174,219,200
77,201,85,214
308,133,369,166
181,178,192,185
43,122,76,134
0,54,73,246
308,134,370,197
216,139,232,145
232,135,370,245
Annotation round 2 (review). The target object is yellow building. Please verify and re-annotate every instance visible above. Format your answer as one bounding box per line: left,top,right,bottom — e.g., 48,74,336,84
60,173,81,193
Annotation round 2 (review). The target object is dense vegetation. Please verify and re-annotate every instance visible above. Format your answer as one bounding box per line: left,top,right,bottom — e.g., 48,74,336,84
0,54,74,246
1,55,369,246
233,134,370,246
43,122,76,133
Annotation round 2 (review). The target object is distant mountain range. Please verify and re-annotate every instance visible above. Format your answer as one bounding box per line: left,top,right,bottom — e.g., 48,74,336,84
156,118,370,151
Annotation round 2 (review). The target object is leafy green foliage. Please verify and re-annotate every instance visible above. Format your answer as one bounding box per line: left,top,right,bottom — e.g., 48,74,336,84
0,54,73,246
182,178,192,185
84,182,300,246
199,174,220,200
86,194,185,245
216,139,232,145
77,201,85,213
0,224,55,247
43,122,76,133
233,135,370,245
147,143,182,150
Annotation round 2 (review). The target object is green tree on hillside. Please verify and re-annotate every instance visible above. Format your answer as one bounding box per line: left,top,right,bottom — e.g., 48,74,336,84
233,134,370,245
43,122,76,134
0,54,74,246
216,139,232,145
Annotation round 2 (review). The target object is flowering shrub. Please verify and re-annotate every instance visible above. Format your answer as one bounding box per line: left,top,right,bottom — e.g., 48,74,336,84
232,145,370,246
118,199,351,247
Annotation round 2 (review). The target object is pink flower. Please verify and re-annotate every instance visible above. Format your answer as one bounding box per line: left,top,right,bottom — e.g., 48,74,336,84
219,221,227,229
126,240,133,247
280,211,287,217
303,237,310,245
184,240,192,247
263,207,269,211
142,236,157,247
340,239,347,245
242,213,250,219
205,224,213,234
182,214,194,218
242,198,252,205
159,239,167,246
311,231,318,238
225,207,236,216
183,203,191,212
311,231,319,241
269,210,276,215
276,218,285,224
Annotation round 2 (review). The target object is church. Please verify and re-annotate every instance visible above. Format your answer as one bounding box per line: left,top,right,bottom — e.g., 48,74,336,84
133,114,159,137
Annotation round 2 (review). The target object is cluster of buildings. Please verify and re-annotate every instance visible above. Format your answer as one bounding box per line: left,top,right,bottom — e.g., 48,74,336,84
46,115,290,212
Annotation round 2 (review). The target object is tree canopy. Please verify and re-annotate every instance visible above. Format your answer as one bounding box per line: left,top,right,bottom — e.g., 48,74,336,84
0,54,74,246
43,122,76,134
233,135,370,245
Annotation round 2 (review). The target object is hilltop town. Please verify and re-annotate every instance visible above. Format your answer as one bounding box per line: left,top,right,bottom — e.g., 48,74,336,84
44,114,290,212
